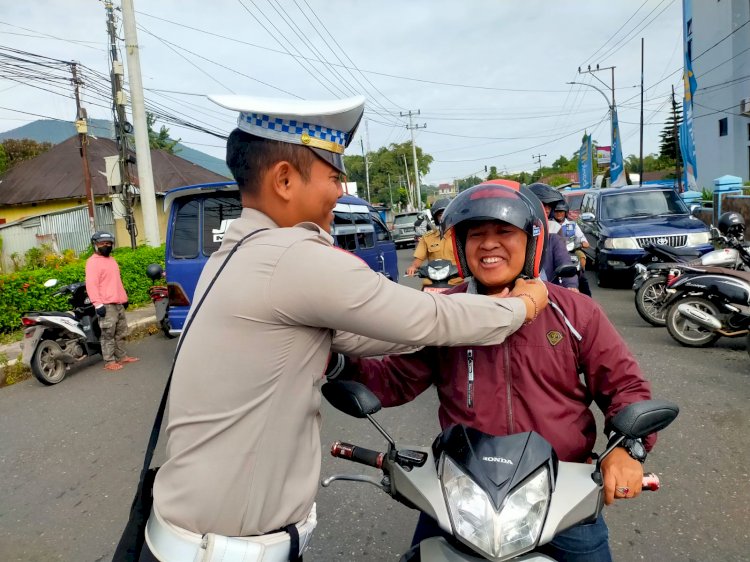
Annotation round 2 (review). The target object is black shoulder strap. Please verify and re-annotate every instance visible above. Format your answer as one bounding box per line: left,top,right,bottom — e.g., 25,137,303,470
138,228,268,479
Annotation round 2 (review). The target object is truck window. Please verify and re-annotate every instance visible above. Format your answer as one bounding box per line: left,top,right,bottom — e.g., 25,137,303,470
172,199,200,258
202,196,243,255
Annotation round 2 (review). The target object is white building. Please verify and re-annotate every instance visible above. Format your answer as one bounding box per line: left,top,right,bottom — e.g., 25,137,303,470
689,0,750,188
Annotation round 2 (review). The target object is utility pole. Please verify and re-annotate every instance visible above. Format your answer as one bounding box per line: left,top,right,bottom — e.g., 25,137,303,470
671,85,683,192
532,153,546,176
387,173,394,209
578,64,616,146
70,62,96,236
400,110,426,210
401,154,413,210
639,38,645,181
121,0,161,247
360,138,370,202
105,0,137,248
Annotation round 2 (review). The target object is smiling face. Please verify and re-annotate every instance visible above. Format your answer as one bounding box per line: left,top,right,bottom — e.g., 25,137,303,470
289,158,344,230
464,221,527,294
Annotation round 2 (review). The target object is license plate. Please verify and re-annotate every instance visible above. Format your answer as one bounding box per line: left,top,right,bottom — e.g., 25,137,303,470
423,287,449,293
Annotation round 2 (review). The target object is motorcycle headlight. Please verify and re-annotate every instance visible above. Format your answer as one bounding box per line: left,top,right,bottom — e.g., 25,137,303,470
441,457,550,560
604,237,639,249
686,231,710,245
427,265,450,281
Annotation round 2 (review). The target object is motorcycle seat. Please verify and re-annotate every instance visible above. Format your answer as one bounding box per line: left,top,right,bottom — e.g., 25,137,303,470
686,266,750,284
25,311,77,319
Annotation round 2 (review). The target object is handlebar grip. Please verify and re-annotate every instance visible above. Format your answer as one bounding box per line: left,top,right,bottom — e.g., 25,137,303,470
642,472,660,492
331,441,384,469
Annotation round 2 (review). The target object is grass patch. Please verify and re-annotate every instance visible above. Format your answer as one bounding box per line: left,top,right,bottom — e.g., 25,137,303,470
0,330,23,346
0,351,31,388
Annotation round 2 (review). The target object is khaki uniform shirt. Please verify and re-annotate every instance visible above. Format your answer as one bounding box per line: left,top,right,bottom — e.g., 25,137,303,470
152,208,525,537
414,229,463,286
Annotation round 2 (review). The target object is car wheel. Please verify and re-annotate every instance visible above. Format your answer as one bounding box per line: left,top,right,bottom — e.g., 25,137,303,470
634,276,668,326
665,297,721,347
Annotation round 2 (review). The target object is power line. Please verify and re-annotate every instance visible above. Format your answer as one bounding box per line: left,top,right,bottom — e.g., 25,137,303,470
579,0,651,67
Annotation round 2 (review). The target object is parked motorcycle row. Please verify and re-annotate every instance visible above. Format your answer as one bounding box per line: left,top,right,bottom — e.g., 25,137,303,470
631,219,750,361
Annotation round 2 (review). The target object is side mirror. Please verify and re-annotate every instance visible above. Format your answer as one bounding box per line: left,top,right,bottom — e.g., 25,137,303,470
580,212,595,222
44,279,59,288
321,380,382,418
552,264,578,279
689,204,701,217
611,399,679,439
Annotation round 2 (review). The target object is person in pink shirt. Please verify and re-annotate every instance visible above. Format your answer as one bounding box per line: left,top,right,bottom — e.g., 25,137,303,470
85,231,139,371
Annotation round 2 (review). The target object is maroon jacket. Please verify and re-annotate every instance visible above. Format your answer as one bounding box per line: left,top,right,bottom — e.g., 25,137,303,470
347,282,654,462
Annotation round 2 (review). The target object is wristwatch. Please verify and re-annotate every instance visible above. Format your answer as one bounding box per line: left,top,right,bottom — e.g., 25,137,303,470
620,437,647,463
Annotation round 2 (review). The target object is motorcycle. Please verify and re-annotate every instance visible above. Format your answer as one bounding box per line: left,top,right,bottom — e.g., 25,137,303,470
322,380,678,562
417,259,461,293
21,279,101,385
562,238,592,297
146,263,175,338
662,265,750,348
632,230,748,327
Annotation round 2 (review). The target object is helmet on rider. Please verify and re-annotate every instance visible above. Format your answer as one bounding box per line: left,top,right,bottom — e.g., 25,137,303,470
91,231,115,257
553,201,569,223
717,211,746,240
430,198,451,226
441,182,547,280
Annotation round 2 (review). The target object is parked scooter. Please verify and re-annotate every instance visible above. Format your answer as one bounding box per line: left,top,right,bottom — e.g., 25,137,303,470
633,241,746,326
662,265,750,348
416,259,461,293
21,279,101,385
322,380,678,562
146,263,175,338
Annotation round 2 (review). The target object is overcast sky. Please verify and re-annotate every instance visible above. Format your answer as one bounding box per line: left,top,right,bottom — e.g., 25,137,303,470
1,0,686,185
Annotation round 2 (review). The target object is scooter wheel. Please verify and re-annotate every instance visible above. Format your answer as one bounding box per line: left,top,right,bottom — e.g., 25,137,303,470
634,276,668,327
665,297,721,347
31,339,67,385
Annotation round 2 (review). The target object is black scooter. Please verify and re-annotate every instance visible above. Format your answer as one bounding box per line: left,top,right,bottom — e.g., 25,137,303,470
146,264,175,338
417,259,461,293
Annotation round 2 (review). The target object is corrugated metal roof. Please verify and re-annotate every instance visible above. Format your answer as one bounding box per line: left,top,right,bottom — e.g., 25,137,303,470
0,136,229,205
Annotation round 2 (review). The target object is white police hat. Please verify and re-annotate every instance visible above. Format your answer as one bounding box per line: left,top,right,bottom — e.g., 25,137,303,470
209,94,365,174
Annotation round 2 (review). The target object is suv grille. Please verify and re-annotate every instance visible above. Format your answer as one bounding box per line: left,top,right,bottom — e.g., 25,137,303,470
635,235,687,248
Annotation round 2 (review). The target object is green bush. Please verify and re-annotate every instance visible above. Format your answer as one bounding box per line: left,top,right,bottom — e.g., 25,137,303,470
0,245,165,334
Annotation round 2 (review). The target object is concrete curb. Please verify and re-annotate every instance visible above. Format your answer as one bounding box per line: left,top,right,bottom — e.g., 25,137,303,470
0,315,157,370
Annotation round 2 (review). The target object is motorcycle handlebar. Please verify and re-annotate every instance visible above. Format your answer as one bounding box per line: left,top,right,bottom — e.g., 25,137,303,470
641,472,660,492
331,441,384,469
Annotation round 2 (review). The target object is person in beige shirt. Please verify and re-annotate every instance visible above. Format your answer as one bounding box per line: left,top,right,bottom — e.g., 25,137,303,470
406,198,463,288
142,95,548,562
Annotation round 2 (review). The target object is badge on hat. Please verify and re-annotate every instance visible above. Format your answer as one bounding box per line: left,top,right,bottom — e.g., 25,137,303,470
209,95,365,174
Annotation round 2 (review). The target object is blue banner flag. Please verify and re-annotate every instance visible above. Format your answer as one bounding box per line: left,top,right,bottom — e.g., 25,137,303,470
610,106,626,187
679,0,698,191
578,133,593,189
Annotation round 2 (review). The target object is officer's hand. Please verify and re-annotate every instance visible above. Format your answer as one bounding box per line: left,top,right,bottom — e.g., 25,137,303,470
96,306,106,317
509,278,549,323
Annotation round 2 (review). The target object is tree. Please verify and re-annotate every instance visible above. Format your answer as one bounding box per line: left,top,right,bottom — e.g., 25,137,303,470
486,166,499,180
0,143,8,175
146,113,180,154
1,138,52,170
343,141,433,206
659,103,682,164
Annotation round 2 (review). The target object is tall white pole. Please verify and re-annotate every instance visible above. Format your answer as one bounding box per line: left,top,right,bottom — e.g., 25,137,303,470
121,0,161,247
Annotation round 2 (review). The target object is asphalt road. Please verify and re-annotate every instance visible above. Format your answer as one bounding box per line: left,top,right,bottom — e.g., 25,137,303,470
0,248,748,561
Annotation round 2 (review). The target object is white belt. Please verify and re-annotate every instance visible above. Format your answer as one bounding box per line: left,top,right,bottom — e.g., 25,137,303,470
145,504,317,562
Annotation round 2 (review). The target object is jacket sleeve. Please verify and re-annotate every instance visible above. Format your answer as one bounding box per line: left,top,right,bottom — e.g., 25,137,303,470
342,349,436,407
266,239,526,348
549,236,579,289
85,259,104,308
578,303,656,451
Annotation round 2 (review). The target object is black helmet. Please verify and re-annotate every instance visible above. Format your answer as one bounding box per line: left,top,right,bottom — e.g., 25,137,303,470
527,182,564,206
91,231,115,244
553,201,569,213
431,198,451,216
146,263,164,281
717,211,745,239
441,182,547,279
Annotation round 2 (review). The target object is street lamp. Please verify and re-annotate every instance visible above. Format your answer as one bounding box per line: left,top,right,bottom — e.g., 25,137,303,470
566,81,613,147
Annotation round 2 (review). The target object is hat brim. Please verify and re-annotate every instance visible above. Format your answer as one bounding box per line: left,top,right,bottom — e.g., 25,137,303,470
308,146,346,175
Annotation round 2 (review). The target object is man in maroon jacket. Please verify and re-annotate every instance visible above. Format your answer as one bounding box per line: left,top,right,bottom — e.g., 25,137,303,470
334,183,653,562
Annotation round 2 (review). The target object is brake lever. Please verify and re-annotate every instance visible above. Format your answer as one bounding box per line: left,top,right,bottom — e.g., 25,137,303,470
321,473,387,491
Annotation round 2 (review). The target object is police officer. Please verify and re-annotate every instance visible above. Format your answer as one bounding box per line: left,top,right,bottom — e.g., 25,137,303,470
141,95,548,562
406,198,462,287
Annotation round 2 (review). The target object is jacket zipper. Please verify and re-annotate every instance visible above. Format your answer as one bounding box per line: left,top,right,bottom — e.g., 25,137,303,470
466,349,474,408
505,344,514,432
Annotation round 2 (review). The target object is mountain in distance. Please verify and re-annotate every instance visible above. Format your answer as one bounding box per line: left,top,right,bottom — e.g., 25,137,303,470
0,119,231,178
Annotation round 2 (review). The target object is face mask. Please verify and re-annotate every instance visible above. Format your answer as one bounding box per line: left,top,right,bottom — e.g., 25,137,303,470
98,246,113,257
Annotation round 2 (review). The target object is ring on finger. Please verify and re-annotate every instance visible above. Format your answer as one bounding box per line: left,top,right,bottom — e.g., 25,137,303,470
615,486,630,496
